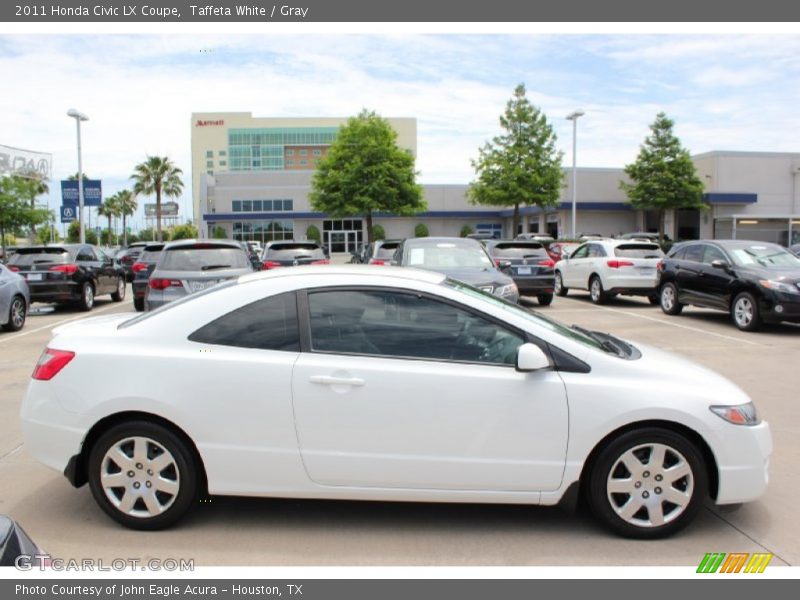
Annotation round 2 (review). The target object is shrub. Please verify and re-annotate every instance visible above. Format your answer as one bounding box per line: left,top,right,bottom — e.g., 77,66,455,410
414,223,429,238
306,224,321,243
460,225,474,238
371,224,386,240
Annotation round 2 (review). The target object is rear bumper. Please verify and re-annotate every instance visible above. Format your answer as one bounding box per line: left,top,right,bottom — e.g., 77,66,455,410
513,275,555,295
28,281,80,303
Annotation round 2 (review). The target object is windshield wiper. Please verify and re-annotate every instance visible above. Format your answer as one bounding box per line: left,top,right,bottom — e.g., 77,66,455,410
201,264,232,271
571,325,627,357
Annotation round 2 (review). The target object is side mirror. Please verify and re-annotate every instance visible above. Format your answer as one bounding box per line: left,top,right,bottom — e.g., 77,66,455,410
515,343,550,372
710,259,730,270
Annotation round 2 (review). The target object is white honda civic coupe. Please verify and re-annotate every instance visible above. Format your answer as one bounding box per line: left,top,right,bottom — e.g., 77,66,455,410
20,266,771,538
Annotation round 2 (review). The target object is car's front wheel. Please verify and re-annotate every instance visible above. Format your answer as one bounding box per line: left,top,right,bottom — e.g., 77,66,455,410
2,295,26,332
732,291,762,331
88,421,198,530
587,428,708,539
554,272,568,296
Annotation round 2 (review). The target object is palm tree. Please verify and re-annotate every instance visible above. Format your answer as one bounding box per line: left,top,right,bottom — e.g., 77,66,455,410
97,195,117,246
19,171,49,241
130,156,184,242
116,189,137,247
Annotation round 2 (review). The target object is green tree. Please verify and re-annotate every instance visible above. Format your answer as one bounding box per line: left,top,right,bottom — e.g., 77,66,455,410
460,224,475,237
97,195,118,246
211,225,227,239
306,224,321,244
115,190,137,247
17,170,49,240
170,223,198,240
136,227,164,242
131,156,184,242
621,112,705,243
371,224,386,240
414,223,429,238
66,220,98,245
0,175,50,255
469,84,563,235
310,109,425,244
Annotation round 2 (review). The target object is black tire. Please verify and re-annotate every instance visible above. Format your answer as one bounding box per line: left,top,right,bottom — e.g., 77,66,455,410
537,294,554,306
648,295,660,306
554,271,568,296
133,296,145,312
77,281,95,312
110,277,126,302
87,420,198,530
586,427,708,539
731,291,762,332
659,282,683,315
2,295,26,332
589,276,608,305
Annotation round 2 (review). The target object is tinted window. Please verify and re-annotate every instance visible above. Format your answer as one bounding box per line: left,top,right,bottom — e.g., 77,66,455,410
682,245,704,263
588,244,606,258
488,242,546,258
139,250,163,264
669,246,687,260
8,248,70,266
159,246,250,271
76,247,96,261
188,292,299,351
266,243,324,259
702,245,728,264
614,244,664,258
404,241,493,269
308,289,524,365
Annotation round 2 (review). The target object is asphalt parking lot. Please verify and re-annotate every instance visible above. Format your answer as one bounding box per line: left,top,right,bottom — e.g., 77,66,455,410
0,282,798,567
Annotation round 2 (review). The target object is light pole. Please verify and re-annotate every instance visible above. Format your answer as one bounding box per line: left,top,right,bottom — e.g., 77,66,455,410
566,110,584,239
67,108,89,243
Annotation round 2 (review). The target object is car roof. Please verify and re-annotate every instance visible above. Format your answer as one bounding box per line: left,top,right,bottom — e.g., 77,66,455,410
163,239,243,249
239,264,446,286
403,236,481,246
265,239,320,246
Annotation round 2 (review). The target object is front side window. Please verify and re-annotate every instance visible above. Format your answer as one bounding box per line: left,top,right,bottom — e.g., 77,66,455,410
570,244,590,259
308,289,525,365
702,245,728,264
683,244,704,263
188,291,299,351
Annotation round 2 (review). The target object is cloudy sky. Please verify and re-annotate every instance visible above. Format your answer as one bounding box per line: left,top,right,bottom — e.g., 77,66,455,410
2,33,800,231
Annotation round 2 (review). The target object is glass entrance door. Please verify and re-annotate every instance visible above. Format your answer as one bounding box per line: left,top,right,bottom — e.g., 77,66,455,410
325,231,358,254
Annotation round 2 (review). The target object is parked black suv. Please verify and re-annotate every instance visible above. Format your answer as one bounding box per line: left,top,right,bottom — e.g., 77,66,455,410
7,244,126,311
131,242,165,311
657,239,800,331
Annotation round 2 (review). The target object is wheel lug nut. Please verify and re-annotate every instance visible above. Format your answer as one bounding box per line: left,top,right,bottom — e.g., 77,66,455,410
136,463,143,469
146,481,152,488
147,469,153,476
643,471,650,478
655,487,662,494
655,474,663,481
133,482,141,489
127,471,135,477
642,491,650,498
634,481,642,488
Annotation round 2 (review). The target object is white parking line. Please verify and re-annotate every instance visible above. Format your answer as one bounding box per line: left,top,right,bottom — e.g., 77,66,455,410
596,306,764,347
0,444,22,461
0,302,125,345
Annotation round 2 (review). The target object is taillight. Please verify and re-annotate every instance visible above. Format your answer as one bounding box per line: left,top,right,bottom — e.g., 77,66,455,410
132,262,148,273
32,348,75,381
8,266,19,272
607,260,635,269
49,264,79,274
311,259,330,265
537,259,555,267
657,260,665,272
368,259,386,265
262,261,282,269
148,278,182,290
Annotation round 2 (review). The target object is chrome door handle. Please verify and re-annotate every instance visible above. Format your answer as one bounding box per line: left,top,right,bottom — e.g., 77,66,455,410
309,375,365,387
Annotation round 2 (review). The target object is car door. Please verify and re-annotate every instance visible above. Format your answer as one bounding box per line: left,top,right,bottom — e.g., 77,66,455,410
95,248,118,293
560,243,589,288
673,243,704,304
76,246,105,294
696,244,736,310
290,287,569,492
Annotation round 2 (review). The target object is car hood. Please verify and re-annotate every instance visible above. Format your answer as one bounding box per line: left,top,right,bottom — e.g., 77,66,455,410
734,265,800,283
425,267,514,288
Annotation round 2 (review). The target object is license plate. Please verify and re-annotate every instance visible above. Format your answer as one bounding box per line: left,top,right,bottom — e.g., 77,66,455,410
517,267,532,275
189,280,217,293
637,267,655,273
26,273,43,281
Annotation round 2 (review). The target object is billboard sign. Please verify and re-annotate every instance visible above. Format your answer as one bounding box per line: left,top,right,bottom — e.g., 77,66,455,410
144,202,179,217
61,180,102,207
60,205,77,223
0,144,52,179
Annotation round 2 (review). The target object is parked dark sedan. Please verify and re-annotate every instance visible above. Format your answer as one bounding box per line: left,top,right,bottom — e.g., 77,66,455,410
391,237,519,303
7,244,126,311
131,242,165,312
657,239,800,331
261,240,330,269
483,239,555,305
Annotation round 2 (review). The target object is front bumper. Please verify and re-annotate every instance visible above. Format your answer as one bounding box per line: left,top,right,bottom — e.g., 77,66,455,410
708,421,772,505
759,292,800,323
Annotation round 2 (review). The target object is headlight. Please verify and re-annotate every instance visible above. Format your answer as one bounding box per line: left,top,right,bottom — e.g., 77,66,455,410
496,283,518,297
710,402,760,426
759,279,800,295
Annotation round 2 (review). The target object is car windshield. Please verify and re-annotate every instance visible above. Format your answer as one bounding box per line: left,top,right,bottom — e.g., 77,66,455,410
375,242,400,259
614,244,664,258
159,246,250,271
728,244,800,268
489,242,546,257
443,279,608,352
266,243,324,258
406,242,494,269
8,247,71,266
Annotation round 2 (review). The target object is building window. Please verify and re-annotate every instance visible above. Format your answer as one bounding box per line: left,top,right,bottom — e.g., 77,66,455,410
286,149,294,157
219,150,227,157
286,160,294,166
206,170,213,176
252,200,262,211
242,200,253,212
232,200,242,212
206,161,214,168
233,220,294,243
299,160,308,166
206,151,213,158
313,149,321,156
219,160,227,167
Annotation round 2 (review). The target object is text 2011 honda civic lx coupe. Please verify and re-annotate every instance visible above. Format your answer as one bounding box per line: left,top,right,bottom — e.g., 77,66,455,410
20,266,771,538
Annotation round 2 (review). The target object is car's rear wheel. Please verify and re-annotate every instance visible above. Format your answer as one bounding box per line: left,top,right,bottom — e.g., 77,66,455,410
77,282,94,311
2,295,26,332
587,428,707,539
110,277,126,302
732,291,762,331
88,421,198,530
589,276,608,305
554,272,568,296
133,296,145,312
537,294,554,306
659,282,683,315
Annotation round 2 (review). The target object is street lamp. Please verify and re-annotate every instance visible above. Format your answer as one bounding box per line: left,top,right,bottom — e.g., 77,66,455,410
67,108,89,243
566,110,585,239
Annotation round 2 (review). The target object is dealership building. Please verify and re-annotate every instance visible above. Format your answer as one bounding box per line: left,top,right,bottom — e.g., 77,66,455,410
191,113,800,252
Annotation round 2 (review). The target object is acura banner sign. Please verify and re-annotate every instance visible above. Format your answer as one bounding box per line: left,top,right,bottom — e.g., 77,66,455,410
0,143,52,179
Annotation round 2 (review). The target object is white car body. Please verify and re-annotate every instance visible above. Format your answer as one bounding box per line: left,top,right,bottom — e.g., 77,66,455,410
556,239,664,301
20,266,771,535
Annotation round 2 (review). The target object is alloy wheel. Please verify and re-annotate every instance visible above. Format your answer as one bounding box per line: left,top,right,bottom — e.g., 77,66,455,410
10,297,25,329
734,297,753,328
661,286,675,310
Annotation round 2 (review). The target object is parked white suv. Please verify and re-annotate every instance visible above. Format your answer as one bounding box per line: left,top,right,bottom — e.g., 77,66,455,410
554,239,664,304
